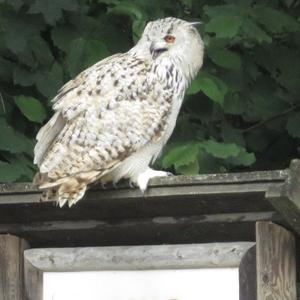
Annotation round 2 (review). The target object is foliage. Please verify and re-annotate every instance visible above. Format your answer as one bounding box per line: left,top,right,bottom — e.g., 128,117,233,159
0,0,299,182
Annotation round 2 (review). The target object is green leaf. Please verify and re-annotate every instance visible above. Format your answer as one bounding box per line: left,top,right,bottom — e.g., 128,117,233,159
29,36,54,66
208,48,241,70
108,2,144,21
248,92,288,120
286,112,300,138
8,0,23,11
204,4,242,19
226,149,256,166
241,19,272,43
0,155,35,182
108,1,146,41
246,131,270,153
176,160,199,175
200,139,241,159
0,121,33,154
223,93,245,115
205,16,243,38
66,38,109,77
222,123,245,146
296,283,300,299
0,58,14,82
180,0,193,9
2,11,45,54
36,63,64,98
251,6,299,33
28,0,79,25
13,67,36,87
188,73,228,104
14,95,47,123
51,25,80,52
0,161,23,182
132,19,147,42
162,143,200,169
197,150,227,174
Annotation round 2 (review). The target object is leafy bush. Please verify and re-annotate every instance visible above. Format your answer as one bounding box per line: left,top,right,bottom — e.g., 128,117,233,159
0,0,299,182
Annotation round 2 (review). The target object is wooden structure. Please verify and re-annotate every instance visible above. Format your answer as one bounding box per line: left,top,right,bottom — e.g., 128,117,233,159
0,159,299,299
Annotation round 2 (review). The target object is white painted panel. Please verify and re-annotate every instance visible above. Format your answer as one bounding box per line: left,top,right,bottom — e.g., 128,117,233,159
44,268,238,300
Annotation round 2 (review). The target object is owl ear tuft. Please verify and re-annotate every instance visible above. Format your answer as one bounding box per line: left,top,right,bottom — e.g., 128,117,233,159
188,21,202,27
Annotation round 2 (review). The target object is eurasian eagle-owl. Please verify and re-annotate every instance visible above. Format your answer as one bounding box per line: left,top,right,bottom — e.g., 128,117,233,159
34,17,204,207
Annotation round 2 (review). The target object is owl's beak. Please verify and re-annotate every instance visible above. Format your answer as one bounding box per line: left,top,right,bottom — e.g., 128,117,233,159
150,41,168,59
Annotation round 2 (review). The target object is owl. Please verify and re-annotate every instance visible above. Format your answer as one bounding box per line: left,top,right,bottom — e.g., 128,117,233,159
34,17,204,207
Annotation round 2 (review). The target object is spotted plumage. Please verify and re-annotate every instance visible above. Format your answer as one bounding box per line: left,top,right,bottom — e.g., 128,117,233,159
34,17,204,207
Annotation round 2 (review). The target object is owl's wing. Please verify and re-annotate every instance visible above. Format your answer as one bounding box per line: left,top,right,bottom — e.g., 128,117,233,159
34,53,122,167
34,53,172,185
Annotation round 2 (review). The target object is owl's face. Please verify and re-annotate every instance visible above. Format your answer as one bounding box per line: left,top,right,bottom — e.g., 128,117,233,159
136,17,204,81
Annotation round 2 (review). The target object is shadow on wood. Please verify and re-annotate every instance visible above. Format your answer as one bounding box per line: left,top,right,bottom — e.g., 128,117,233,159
239,245,257,300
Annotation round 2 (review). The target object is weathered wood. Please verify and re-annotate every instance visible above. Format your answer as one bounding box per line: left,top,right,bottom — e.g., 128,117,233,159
0,189,275,223
266,160,300,235
0,212,280,247
0,167,293,247
0,167,285,247
0,168,289,195
24,242,254,272
24,256,43,300
0,169,288,209
256,222,296,300
239,245,257,300
0,234,29,300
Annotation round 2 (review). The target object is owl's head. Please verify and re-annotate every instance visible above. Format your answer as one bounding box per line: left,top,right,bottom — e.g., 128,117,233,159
134,17,204,82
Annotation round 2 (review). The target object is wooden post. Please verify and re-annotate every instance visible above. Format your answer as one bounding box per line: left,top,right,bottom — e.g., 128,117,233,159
266,159,300,235
24,256,43,300
256,222,296,300
239,245,257,300
0,234,29,300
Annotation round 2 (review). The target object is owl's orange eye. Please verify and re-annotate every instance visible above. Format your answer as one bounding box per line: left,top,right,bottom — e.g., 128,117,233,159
164,35,175,43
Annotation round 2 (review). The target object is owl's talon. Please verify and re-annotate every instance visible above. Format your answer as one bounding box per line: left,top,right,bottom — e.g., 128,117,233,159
129,180,137,188
100,182,107,190
136,168,173,194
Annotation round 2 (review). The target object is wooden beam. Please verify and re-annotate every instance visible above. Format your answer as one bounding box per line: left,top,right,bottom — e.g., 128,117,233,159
239,245,257,300
0,169,288,206
0,212,278,248
266,159,300,234
256,222,296,300
0,234,29,300
0,168,289,195
24,242,254,272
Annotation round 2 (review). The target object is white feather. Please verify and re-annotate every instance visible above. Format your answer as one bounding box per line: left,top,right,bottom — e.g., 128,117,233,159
34,111,65,166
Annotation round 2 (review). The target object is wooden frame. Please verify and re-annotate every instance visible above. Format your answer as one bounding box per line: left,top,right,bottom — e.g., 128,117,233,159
0,161,299,299
23,222,298,300
24,242,254,300
0,167,290,247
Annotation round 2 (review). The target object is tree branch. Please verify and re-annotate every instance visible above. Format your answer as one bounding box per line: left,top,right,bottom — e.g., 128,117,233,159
242,103,300,134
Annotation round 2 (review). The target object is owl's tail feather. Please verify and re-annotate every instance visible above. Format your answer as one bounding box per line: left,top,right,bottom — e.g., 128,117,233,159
34,170,101,207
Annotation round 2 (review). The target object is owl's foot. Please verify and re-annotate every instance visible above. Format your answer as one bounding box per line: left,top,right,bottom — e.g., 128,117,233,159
136,168,173,193
100,182,107,189
128,180,137,188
